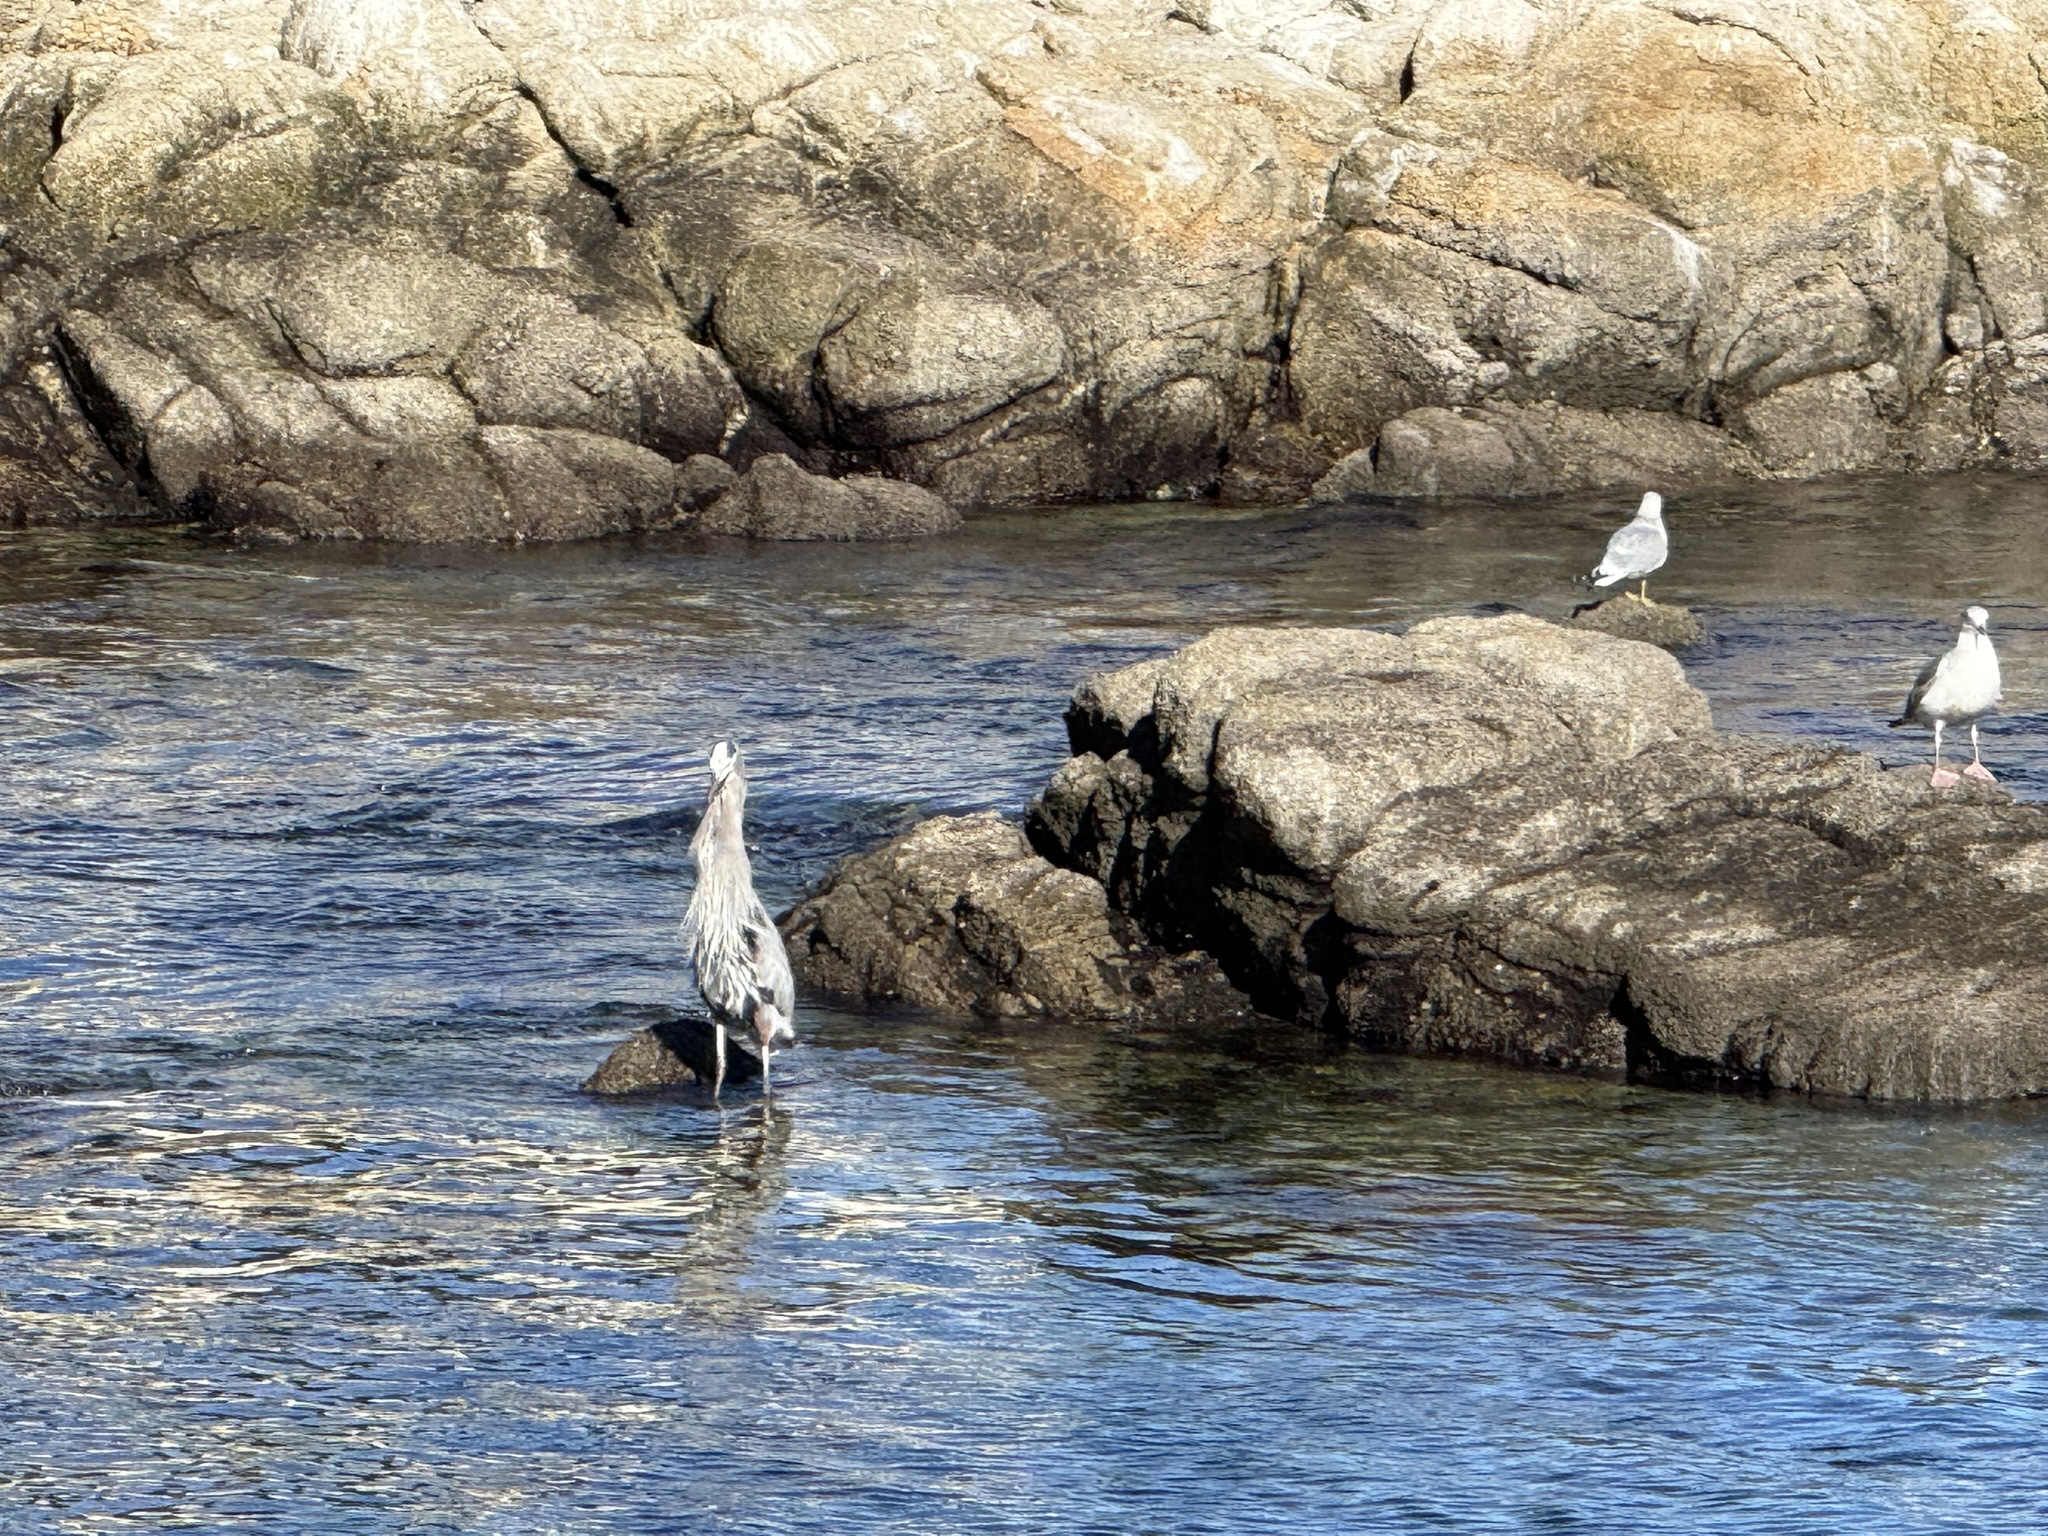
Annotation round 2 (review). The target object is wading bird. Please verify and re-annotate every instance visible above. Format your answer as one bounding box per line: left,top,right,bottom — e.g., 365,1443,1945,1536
1590,492,1668,601
1890,605,2003,789
684,740,796,1108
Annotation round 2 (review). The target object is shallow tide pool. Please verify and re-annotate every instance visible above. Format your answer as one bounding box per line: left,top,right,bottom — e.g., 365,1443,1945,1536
5,480,2048,1532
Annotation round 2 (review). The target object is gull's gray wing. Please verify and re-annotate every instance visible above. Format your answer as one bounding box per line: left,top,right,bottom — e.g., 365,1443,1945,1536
1890,654,1941,727
1592,520,1667,583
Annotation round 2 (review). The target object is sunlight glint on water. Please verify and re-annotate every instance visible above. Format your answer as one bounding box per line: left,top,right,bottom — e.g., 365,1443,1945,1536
5,480,2048,1532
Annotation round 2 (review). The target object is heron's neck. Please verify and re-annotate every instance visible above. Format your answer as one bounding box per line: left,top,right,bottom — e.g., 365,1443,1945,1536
690,784,748,869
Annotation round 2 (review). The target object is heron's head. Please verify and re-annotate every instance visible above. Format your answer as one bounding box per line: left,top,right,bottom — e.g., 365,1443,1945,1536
1637,491,1664,523
1966,605,1991,636
707,739,742,792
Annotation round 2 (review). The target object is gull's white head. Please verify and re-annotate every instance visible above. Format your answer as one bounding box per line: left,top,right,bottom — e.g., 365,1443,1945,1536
708,739,742,791
1637,492,1664,523
1965,605,1991,635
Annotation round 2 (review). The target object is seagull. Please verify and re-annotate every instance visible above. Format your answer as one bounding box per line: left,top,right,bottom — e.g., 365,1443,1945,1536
683,740,797,1108
1590,492,1668,601
1889,605,2002,789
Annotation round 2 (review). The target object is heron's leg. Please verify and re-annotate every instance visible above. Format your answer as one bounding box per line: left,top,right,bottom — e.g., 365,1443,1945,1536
1931,720,1959,788
711,1023,726,1099
753,1009,777,1116
1965,721,1997,782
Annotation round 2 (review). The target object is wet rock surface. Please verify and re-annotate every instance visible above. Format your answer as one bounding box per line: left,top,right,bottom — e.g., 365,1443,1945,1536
583,1015,761,1095
780,810,1248,1028
1567,595,1708,650
692,453,961,541
9,0,2048,532
795,615,2048,1101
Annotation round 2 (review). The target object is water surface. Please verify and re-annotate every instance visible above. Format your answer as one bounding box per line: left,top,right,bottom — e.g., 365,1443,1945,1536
5,477,2048,1532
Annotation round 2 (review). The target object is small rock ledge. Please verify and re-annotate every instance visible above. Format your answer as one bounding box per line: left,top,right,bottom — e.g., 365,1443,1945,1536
783,811,1250,1030
1566,594,1707,650
583,1015,762,1096
782,615,2048,1102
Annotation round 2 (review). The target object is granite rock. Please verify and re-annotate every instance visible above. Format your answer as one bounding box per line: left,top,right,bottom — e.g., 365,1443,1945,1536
692,452,960,540
1567,595,1708,650
798,615,2048,1101
8,0,2048,529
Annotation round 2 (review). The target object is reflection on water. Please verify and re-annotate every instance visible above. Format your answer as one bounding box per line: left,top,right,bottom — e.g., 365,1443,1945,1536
5,477,2048,1531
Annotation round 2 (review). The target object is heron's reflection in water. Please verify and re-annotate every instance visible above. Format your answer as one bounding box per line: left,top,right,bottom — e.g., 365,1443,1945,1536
673,1106,794,1325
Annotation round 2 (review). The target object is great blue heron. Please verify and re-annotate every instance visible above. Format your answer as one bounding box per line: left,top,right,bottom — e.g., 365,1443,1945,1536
1590,492,1668,601
683,740,796,1106
1890,605,2002,788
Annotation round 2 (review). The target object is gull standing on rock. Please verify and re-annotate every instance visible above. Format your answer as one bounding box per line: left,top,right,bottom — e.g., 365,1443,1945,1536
1890,605,2003,788
1590,492,1668,601
684,740,797,1108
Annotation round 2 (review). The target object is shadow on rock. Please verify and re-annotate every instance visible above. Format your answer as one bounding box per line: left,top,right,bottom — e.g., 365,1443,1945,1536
584,1012,762,1096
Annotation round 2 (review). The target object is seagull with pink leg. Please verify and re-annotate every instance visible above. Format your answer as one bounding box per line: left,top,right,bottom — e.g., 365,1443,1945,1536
1889,605,2003,788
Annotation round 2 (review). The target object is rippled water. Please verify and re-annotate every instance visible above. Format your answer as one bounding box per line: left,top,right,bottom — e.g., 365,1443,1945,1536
6,478,2048,1532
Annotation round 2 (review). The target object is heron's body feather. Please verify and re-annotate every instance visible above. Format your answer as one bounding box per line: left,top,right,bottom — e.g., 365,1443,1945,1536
684,758,796,1052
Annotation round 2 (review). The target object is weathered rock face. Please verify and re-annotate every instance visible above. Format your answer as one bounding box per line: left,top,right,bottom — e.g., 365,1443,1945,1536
1321,735,2038,1098
780,810,1248,1027
796,615,2048,1101
9,0,2048,532
692,452,960,540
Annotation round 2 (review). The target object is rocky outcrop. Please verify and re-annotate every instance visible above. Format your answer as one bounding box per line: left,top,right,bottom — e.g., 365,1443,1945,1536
10,0,2048,532
793,615,2048,1102
692,452,960,540
1566,594,1706,649
782,811,1249,1027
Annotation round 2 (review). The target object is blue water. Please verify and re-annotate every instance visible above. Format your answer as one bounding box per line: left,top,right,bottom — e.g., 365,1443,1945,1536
5,481,2048,1532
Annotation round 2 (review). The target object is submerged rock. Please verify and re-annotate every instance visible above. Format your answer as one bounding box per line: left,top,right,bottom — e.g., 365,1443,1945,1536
796,614,2048,1102
1567,595,1707,650
692,453,960,541
584,1015,761,1095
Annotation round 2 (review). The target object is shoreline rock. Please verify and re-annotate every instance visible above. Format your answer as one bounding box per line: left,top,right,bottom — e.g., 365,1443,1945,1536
785,616,2048,1102
690,453,961,541
10,0,2048,535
